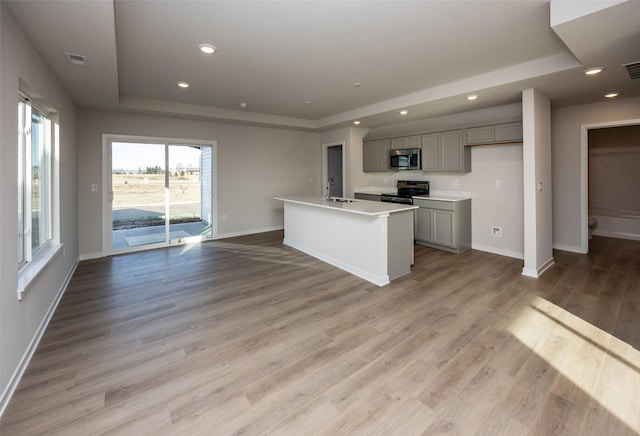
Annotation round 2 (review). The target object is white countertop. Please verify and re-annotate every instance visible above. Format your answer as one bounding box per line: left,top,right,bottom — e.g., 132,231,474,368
274,195,417,216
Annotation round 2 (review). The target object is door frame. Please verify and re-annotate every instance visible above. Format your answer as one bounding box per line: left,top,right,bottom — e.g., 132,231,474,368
322,141,346,198
579,118,640,253
101,134,217,257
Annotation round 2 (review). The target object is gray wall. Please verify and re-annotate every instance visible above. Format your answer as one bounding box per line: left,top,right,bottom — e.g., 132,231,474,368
1,3,78,404
589,125,640,212
552,96,640,251
77,110,322,257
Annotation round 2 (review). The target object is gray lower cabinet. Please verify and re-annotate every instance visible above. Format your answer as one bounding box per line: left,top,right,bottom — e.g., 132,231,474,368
414,197,471,253
363,139,391,172
354,192,382,201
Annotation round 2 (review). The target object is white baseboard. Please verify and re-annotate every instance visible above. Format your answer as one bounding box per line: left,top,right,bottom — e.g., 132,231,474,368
592,230,640,242
553,243,586,254
471,243,524,260
0,258,79,418
79,251,104,261
215,225,284,240
522,256,555,278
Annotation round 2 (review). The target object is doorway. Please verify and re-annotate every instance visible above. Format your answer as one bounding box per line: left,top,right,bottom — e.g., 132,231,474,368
580,119,640,253
103,135,216,255
323,142,345,198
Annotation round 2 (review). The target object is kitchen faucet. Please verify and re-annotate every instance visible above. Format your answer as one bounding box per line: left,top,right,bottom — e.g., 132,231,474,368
325,178,334,199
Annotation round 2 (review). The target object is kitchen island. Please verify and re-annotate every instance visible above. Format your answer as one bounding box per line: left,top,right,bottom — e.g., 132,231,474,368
274,195,418,286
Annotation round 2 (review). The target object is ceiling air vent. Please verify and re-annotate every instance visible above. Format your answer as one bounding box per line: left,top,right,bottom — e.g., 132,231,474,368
622,61,640,80
65,52,87,66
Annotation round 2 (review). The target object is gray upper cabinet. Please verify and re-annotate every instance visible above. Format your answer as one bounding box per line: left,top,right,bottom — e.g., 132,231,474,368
363,139,391,172
466,122,523,145
420,130,470,172
362,120,519,173
495,122,523,142
466,125,494,144
390,135,420,149
421,133,440,171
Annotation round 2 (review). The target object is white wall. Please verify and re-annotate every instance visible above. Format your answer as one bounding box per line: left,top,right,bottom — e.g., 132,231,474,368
467,145,524,257
77,110,321,257
551,96,640,251
1,3,78,411
358,145,525,259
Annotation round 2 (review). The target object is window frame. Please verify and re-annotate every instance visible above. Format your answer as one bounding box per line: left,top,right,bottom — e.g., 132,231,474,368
17,94,63,300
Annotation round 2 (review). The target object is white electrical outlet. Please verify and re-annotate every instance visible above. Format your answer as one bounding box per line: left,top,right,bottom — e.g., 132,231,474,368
491,226,502,237
454,179,460,187
91,183,98,192
222,214,228,221
495,180,501,188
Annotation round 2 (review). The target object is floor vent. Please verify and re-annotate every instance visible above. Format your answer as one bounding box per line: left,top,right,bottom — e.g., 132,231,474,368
622,61,640,80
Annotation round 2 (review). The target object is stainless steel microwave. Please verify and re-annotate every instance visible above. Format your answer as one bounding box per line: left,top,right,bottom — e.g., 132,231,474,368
389,148,421,170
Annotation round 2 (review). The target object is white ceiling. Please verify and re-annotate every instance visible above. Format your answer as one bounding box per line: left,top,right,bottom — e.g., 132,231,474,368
5,0,640,131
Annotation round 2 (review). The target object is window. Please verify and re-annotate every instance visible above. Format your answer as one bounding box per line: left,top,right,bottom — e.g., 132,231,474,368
18,96,53,268
17,94,62,300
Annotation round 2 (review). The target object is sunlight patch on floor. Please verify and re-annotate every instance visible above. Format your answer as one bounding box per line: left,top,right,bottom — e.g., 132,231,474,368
506,294,640,432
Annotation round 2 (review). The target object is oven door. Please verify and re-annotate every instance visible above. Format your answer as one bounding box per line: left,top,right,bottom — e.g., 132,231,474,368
381,194,413,204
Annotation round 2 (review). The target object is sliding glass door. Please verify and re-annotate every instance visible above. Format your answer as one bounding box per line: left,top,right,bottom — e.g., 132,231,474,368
107,138,214,253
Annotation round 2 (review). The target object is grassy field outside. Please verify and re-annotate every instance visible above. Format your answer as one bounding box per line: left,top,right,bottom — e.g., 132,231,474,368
112,173,200,206
112,173,202,229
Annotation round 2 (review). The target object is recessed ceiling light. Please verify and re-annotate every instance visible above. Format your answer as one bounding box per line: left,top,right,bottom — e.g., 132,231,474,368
304,101,313,105
240,102,248,108
353,82,363,87
584,68,603,75
466,94,479,101
400,110,408,115
604,92,619,98
177,82,190,88
198,44,216,54
353,121,361,125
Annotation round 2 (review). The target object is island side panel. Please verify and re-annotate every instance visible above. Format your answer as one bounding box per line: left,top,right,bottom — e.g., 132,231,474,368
387,209,415,281
282,202,390,286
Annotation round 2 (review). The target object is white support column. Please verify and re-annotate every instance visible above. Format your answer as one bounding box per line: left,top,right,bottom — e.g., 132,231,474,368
522,89,555,278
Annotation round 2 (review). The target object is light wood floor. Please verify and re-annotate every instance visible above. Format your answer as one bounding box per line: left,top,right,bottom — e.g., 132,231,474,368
2,233,639,435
